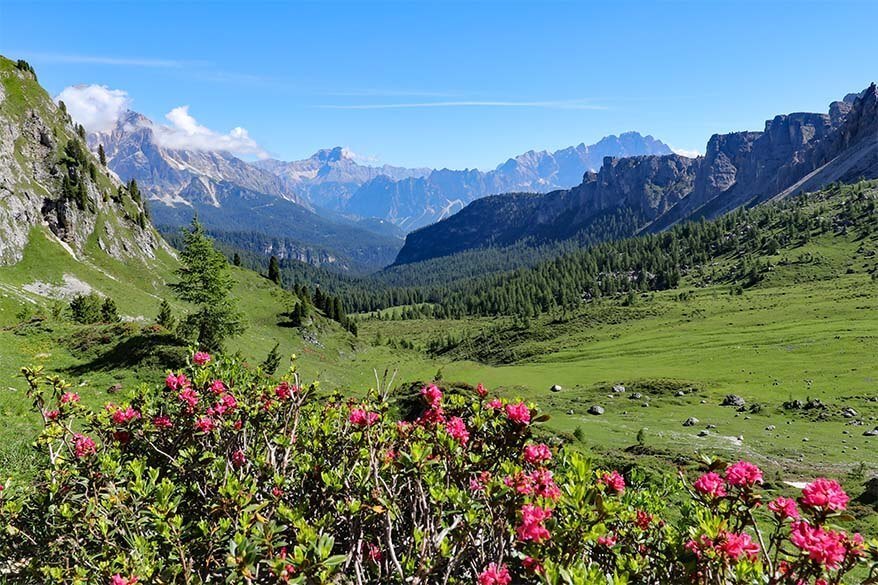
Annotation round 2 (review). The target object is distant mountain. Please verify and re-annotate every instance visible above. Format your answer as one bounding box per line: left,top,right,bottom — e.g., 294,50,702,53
258,133,672,231
88,111,403,272
394,85,878,265
254,147,430,211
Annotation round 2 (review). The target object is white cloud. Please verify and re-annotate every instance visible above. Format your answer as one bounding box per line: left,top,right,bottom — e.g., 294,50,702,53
671,147,703,158
56,84,132,133
150,106,268,158
56,84,267,158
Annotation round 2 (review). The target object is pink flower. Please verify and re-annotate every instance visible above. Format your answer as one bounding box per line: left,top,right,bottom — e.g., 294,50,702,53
210,393,237,417
600,470,626,494
165,372,189,390
516,504,552,543
349,408,380,427
194,417,216,433
177,388,199,412
111,406,141,425
475,383,488,397
790,521,847,568
109,575,138,585
800,478,849,512
231,449,246,467
152,415,173,430
469,471,492,492
522,556,544,574
271,486,284,498
486,398,502,410
60,392,80,404
366,543,382,564
523,443,552,465
275,381,297,400
193,351,211,366
420,384,443,408
477,562,511,585
445,416,470,445
417,406,445,426
725,460,763,487
505,401,531,425
208,379,226,394
693,472,727,499
44,409,60,421
768,497,799,520
635,510,653,529
72,433,97,458
716,531,759,561
598,534,617,548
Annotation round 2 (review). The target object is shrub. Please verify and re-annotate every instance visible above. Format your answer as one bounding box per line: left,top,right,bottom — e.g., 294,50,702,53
0,358,874,584
69,292,103,324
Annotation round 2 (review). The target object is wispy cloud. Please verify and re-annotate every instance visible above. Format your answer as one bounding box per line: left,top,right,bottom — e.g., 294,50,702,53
20,52,196,68
671,146,703,158
316,100,607,110
323,89,463,98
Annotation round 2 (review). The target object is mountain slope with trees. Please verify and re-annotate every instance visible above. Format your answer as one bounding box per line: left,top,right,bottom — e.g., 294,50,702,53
395,84,878,264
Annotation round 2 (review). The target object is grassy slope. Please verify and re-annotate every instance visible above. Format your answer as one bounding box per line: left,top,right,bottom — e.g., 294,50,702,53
355,224,878,478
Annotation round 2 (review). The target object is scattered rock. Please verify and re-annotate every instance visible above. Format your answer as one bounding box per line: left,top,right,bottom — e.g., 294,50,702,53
550,384,563,393
864,429,878,437
630,392,643,400
107,383,122,394
675,390,686,397
802,437,809,442
841,407,859,418
707,424,717,430
700,399,707,404
721,394,746,407
765,425,776,431
587,405,605,416
566,409,574,415
612,384,625,393
698,430,710,437
783,399,805,410
683,417,699,427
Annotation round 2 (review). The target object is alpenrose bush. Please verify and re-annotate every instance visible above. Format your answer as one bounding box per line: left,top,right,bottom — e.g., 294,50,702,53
1,357,875,584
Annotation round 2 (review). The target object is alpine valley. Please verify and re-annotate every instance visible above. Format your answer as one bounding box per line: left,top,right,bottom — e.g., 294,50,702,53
1,51,878,575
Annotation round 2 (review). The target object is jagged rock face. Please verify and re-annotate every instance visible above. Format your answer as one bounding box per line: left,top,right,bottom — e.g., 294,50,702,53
395,84,878,264
0,59,159,265
344,132,673,231
91,111,303,208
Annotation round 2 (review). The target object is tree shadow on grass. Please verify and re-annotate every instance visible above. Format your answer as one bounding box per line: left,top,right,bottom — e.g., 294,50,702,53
63,329,188,377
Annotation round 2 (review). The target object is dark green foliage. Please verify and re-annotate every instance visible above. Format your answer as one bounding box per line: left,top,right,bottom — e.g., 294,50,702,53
69,293,103,324
76,124,86,140
156,299,176,331
170,219,244,352
268,255,281,285
100,297,120,323
233,252,242,267
98,144,106,166
261,343,282,375
14,59,36,79
127,179,141,204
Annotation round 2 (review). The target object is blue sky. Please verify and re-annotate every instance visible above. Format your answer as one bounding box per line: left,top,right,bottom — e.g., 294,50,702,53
2,0,876,169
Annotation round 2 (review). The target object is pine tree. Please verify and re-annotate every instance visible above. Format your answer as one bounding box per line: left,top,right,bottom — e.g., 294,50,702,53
268,255,281,285
233,252,242,267
98,144,107,166
156,299,176,331
261,343,282,375
170,218,244,352
100,297,120,323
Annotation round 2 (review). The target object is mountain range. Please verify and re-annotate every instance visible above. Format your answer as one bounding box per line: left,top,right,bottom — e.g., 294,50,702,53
394,84,878,265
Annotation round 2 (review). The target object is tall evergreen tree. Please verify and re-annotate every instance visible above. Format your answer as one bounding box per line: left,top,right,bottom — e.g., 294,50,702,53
98,144,107,166
170,218,244,352
268,255,281,285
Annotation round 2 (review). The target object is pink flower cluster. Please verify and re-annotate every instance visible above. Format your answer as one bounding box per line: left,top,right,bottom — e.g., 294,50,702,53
522,443,552,465
768,496,800,520
60,392,80,404
503,468,561,500
421,384,443,408
475,383,488,398
177,387,199,412
194,417,216,433
274,381,298,401
193,351,211,366
477,563,511,585
152,414,173,429
724,460,763,487
444,416,469,445
349,408,380,427
790,521,849,568
799,478,849,512
516,504,552,543
72,433,97,459
505,401,530,425
109,575,138,585
208,393,237,417
110,406,141,425
715,531,759,561
599,470,626,494
165,372,189,391
693,471,727,499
